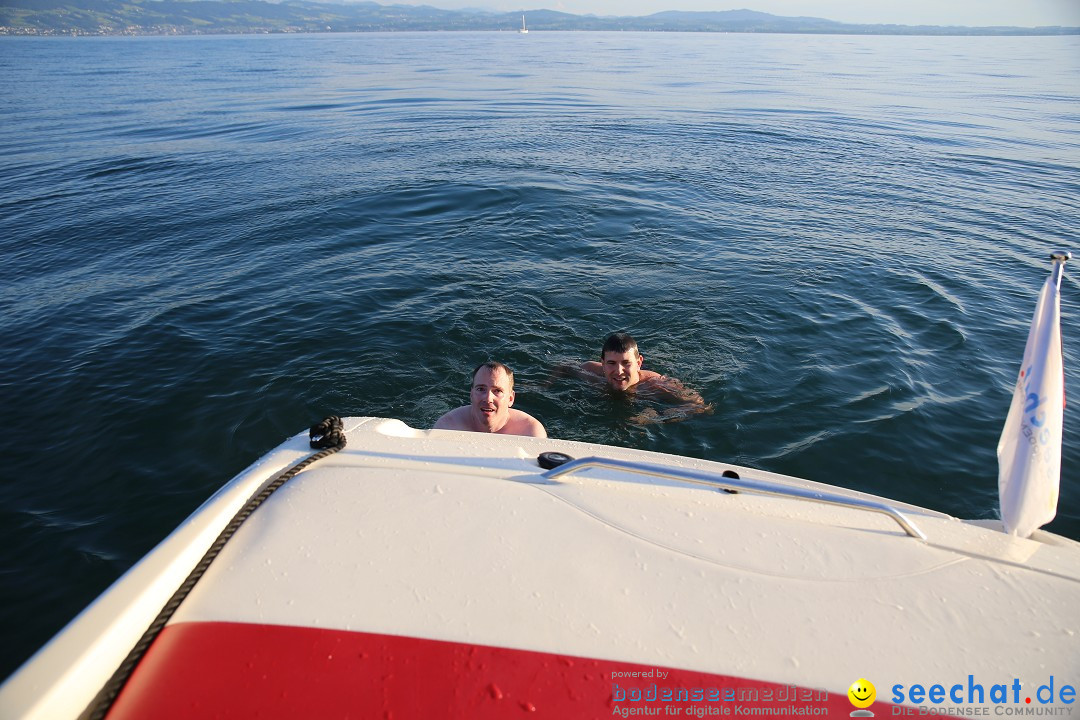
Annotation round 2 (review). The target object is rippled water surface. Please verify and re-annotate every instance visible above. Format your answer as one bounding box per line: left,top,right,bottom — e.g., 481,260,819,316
1,31,1078,677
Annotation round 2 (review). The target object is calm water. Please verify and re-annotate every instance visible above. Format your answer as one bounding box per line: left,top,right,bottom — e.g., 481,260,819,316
1,31,1078,678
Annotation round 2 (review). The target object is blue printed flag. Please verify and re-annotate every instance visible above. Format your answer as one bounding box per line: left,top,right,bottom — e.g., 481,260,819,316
997,253,1069,538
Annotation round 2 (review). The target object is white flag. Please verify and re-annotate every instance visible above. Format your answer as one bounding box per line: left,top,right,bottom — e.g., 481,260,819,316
997,254,1068,538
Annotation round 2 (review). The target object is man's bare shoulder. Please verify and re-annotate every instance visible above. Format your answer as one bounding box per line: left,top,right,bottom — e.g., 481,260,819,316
433,406,470,430
638,374,709,406
504,409,547,438
546,361,603,385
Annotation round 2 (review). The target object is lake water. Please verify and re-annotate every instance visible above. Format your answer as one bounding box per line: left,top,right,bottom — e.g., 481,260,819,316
1,31,1078,679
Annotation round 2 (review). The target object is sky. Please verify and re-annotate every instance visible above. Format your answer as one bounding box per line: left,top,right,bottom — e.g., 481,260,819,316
408,0,1080,28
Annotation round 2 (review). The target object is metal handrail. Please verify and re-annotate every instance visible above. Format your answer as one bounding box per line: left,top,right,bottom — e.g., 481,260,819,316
542,456,926,541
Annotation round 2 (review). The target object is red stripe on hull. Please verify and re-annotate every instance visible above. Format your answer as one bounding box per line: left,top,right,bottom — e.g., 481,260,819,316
108,622,874,719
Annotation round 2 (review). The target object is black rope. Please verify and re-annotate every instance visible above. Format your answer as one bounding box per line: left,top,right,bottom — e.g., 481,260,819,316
81,416,347,720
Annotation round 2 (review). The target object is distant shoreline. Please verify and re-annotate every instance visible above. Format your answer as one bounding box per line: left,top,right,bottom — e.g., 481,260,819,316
2,1,1077,38
3,28,1079,38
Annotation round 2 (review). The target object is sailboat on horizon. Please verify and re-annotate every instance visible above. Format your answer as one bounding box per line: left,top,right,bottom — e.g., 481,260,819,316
519,13,528,33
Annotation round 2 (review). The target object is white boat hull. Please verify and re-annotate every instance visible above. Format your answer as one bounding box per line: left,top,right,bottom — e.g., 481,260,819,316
3,417,1078,718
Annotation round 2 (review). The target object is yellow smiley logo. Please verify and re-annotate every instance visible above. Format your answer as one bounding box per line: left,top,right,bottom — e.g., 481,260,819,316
848,679,876,709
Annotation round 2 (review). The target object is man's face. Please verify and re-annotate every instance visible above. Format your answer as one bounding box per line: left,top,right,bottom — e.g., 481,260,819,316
470,366,515,432
602,349,643,391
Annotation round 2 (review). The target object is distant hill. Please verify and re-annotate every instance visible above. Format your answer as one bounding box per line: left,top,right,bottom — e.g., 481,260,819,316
1,0,1076,36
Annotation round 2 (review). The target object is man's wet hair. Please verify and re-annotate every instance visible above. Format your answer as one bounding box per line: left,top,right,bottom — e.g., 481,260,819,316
600,332,640,360
472,360,514,390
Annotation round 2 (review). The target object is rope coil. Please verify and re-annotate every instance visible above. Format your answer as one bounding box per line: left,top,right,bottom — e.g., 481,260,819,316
309,415,345,449
82,417,347,720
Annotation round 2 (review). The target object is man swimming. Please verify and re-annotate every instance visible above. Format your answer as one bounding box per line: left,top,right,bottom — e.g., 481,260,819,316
579,332,711,423
434,361,547,437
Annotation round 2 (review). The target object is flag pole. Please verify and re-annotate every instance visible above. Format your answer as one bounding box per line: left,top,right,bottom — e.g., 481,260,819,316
1051,250,1069,289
